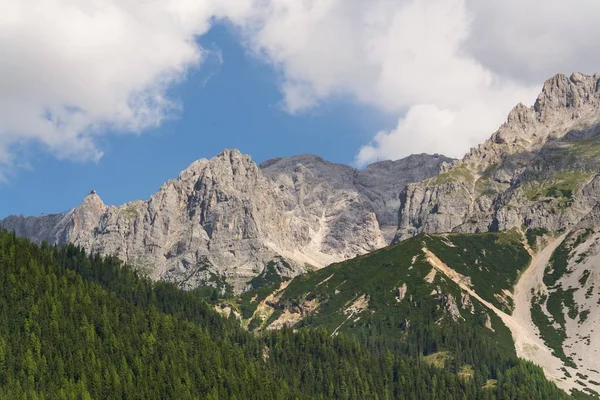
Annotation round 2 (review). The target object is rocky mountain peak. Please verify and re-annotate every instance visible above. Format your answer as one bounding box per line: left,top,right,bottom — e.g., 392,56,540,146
64,191,110,245
396,71,600,242
463,72,600,173
79,191,107,213
178,158,209,182
175,149,263,195
534,72,600,119
505,102,535,128
214,148,256,172
1,150,449,292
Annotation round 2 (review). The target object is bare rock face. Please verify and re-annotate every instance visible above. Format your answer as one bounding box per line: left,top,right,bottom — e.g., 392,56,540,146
1,150,447,292
396,72,600,241
483,313,493,331
435,287,462,322
354,154,453,240
461,292,474,314
396,283,408,302
260,153,452,243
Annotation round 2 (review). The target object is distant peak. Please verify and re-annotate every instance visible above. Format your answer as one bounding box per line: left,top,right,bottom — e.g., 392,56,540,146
463,71,600,172
217,148,244,159
365,153,453,169
84,189,101,199
81,190,106,210
535,71,600,114
259,154,330,170
258,157,283,169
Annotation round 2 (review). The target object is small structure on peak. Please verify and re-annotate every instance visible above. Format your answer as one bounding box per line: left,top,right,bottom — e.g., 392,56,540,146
89,189,96,195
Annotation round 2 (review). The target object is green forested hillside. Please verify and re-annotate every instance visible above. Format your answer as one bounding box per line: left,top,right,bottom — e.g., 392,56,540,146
265,232,528,346
0,230,570,399
255,231,575,398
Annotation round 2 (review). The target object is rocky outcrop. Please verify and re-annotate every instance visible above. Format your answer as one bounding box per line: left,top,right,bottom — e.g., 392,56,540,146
396,283,408,302
483,313,493,331
353,154,453,240
396,73,600,241
261,153,452,242
461,292,474,314
436,287,462,322
1,150,447,292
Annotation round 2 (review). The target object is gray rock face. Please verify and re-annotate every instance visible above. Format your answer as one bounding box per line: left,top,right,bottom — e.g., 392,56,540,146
1,150,447,292
354,154,454,239
261,153,452,242
396,72,600,241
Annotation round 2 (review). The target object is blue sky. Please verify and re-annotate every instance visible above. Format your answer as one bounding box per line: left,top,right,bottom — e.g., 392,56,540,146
0,24,394,218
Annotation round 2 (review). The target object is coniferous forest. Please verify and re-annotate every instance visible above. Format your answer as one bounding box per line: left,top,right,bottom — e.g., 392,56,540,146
0,230,574,399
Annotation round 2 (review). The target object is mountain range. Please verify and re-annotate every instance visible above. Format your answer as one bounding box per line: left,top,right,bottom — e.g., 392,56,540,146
4,71,600,397
0,151,451,292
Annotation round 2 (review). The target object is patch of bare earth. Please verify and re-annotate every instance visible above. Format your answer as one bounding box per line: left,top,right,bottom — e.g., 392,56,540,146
331,294,370,336
249,280,291,328
511,234,583,392
266,296,319,330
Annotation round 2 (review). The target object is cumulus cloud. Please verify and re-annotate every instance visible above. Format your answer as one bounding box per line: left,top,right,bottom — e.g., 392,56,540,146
0,0,252,173
466,0,600,84
1,0,599,174
233,0,599,164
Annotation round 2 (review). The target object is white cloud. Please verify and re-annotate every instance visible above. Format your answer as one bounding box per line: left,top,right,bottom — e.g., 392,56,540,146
356,94,533,164
0,0,252,174
466,0,600,84
233,0,599,165
1,0,599,174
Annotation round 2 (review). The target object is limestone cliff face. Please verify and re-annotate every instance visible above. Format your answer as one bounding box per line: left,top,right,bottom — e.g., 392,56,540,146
1,150,448,292
260,153,452,243
396,72,600,241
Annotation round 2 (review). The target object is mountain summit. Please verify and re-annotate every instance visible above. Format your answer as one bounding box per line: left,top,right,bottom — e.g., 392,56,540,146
0,150,449,292
396,72,600,241
460,73,600,172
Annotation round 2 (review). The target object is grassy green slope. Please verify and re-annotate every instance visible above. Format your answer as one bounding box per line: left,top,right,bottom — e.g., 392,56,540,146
258,231,538,390
423,230,530,313
271,232,529,341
